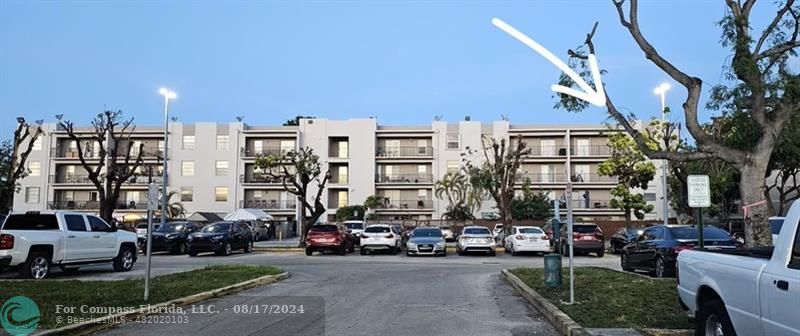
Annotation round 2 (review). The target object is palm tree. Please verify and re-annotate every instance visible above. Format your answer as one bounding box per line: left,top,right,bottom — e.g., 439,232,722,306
158,191,185,220
434,172,481,220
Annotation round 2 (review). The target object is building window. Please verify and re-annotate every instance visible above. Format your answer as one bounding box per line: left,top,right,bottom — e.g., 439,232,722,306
280,140,295,154
28,161,41,177
446,134,460,149
32,137,42,151
215,187,228,202
183,135,195,150
338,166,348,184
338,141,349,158
182,161,195,176
337,191,348,208
25,187,40,203
215,161,229,176
446,161,459,174
216,135,229,150
417,165,427,175
180,187,193,202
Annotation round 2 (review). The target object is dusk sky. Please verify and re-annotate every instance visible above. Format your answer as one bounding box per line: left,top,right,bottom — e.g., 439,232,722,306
0,0,775,140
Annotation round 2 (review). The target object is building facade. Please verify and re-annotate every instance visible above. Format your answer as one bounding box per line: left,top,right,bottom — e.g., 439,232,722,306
13,118,668,227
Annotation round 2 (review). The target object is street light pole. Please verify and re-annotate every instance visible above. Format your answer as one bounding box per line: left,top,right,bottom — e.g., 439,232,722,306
158,88,176,226
654,83,671,226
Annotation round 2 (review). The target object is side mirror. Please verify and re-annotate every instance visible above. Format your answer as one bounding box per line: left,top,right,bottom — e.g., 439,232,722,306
109,226,118,232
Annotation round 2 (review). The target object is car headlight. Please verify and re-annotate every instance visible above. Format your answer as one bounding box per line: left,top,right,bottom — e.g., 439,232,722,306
435,242,444,247
166,234,178,240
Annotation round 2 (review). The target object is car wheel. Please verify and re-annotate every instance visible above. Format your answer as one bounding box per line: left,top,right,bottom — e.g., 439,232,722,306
244,241,253,253
621,253,633,272
338,245,346,255
348,242,355,253
176,242,187,255
360,248,367,255
113,246,135,272
406,251,412,257
217,242,231,256
654,255,673,278
305,248,313,256
510,245,518,256
21,252,51,279
696,298,736,336
188,251,198,257
597,247,605,258
489,250,496,256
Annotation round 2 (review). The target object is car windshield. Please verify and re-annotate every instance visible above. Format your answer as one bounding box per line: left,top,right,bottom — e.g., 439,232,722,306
344,222,363,230
769,218,784,235
626,228,644,237
202,223,231,233
413,229,442,237
669,227,731,240
464,228,491,235
311,225,338,232
573,225,598,233
365,226,391,233
157,223,185,232
519,228,544,234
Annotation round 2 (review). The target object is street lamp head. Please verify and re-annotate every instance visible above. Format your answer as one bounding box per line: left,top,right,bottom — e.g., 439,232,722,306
35,119,44,125
16,117,25,124
653,83,671,95
159,88,177,99
55,114,63,121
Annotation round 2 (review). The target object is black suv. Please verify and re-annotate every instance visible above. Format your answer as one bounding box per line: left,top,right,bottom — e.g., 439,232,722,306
140,221,201,255
187,221,253,256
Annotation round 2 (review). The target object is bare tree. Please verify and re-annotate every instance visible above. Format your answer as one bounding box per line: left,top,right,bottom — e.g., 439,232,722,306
254,147,331,246
0,118,44,212
58,111,145,222
466,136,530,235
557,0,800,247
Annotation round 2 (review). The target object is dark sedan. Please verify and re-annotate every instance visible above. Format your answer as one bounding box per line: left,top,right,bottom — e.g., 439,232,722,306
187,221,253,256
609,227,645,254
140,221,202,255
621,225,737,278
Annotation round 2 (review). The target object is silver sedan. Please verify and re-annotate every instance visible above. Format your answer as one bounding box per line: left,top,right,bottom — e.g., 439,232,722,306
456,226,496,256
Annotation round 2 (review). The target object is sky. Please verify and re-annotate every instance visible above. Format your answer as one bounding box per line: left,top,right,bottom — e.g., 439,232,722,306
0,0,778,141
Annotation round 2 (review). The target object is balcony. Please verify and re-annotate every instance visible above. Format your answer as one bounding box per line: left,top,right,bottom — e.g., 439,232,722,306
568,199,613,210
570,174,618,184
571,145,612,156
242,146,289,158
516,173,568,183
240,173,283,184
50,147,164,159
375,199,434,210
49,174,165,185
375,174,433,184
48,201,149,210
240,199,296,210
525,146,566,157
376,146,434,158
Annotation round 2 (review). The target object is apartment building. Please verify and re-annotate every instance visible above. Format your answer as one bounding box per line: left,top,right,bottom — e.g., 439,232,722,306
13,118,668,228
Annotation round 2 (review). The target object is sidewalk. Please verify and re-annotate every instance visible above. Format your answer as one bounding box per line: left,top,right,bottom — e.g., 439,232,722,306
254,237,301,248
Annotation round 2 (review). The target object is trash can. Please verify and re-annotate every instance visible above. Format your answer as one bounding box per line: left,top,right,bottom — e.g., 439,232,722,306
543,253,562,288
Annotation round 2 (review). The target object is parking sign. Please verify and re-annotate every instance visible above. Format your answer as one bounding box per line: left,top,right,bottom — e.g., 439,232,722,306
687,175,711,208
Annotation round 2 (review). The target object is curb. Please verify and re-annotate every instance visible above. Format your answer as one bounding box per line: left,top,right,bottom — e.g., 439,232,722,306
35,272,291,336
501,269,591,336
601,266,676,281
254,247,305,252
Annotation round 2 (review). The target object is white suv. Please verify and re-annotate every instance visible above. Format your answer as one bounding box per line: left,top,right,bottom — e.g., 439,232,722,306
359,224,402,255
0,211,138,279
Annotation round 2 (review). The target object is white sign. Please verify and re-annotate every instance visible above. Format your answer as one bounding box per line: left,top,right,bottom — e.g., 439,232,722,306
147,184,159,211
687,175,711,208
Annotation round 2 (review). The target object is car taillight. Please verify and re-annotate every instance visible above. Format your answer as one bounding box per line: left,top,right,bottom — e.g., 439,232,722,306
385,234,394,239
673,244,694,254
541,235,549,240
361,234,368,239
0,234,13,250
515,235,525,240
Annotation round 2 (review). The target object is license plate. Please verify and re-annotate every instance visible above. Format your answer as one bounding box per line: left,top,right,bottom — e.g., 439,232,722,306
317,238,333,243
529,237,538,242
580,236,593,240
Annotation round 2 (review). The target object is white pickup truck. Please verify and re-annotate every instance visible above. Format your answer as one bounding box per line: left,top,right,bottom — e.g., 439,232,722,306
0,211,138,279
677,202,800,336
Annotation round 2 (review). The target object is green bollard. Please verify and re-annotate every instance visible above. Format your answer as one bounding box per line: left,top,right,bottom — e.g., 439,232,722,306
544,253,562,288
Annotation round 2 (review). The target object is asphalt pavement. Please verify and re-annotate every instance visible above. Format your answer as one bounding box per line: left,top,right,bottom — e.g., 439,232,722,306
1,251,623,336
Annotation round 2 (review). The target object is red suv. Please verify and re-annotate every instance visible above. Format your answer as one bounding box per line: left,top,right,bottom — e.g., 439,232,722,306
559,223,605,257
305,223,355,256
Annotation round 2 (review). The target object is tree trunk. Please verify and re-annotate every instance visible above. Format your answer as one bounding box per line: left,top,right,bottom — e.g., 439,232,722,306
740,163,773,248
99,198,116,223
624,210,631,228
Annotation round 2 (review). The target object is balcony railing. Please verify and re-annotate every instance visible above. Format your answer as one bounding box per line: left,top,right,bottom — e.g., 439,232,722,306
242,147,290,157
51,147,164,159
570,173,618,183
567,199,614,210
49,174,165,185
240,173,283,184
48,201,149,210
240,199,296,210
376,146,434,158
375,199,434,210
524,146,566,157
375,174,434,184
571,145,612,156
516,173,568,183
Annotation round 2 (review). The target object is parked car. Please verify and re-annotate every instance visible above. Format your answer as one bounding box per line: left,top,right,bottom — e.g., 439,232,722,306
406,227,446,256
493,223,503,237
242,220,269,241
135,222,160,240
457,226,496,256
0,211,138,279
677,202,800,336
441,226,455,242
390,224,410,246
559,223,604,257
622,225,737,278
140,221,201,255
504,226,550,256
305,223,355,256
360,224,402,255
609,227,644,254
187,221,253,256
343,220,365,245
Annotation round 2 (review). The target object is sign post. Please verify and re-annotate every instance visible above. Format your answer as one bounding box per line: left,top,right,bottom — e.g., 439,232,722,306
687,175,711,249
144,183,159,301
